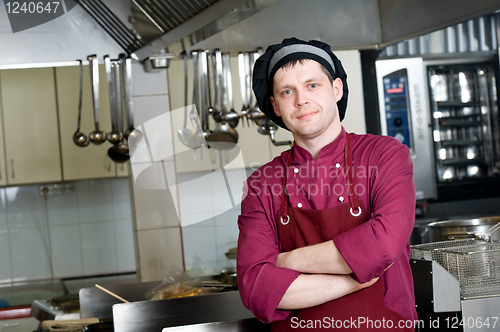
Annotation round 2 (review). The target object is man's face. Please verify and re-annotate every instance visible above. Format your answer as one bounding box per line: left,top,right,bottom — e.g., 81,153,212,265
270,60,343,141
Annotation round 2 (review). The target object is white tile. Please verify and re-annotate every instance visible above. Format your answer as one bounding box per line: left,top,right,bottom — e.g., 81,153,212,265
132,63,168,96
49,225,83,278
214,212,239,267
177,171,215,218
77,180,113,223
136,227,184,282
5,186,44,229
131,174,180,230
114,219,136,272
111,178,133,220
142,111,174,162
133,95,170,127
80,222,117,275
181,223,218,273
10,228,50,281
0,189,7,231
46,193,79,226
0,230,12,283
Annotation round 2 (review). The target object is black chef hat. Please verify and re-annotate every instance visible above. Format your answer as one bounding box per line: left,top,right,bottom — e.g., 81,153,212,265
253,37,348,130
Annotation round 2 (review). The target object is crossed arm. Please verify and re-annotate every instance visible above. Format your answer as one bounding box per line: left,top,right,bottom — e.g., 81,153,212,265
275,240,379,309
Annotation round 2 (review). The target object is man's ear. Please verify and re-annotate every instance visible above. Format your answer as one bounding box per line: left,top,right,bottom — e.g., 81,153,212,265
271,96,281,117
333,77,343,102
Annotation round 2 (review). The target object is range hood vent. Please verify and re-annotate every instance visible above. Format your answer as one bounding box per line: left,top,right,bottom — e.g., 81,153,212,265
77,0,280,61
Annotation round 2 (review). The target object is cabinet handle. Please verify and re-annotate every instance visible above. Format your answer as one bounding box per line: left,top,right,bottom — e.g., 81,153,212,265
10,159,15,179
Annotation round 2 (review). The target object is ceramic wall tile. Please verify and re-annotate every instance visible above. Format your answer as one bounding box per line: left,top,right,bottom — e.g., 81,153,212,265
135,227,183,282
0,189,7,231
5,186,44,229
77,180,113,223
46,193,79,226
114,219,136,272
80,221,117,276
181,223,218,272
111,178,133,220
132,63,168,97
133,95,170,131
0,230,12,283
49,224,83,278
10,228,50,281
131,174,180,230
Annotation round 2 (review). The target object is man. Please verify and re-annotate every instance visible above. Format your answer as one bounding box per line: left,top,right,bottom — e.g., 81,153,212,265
237,37,417,331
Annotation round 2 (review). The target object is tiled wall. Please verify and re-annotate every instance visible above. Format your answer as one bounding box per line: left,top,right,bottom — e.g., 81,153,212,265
0,177,135,284
177,170,250,276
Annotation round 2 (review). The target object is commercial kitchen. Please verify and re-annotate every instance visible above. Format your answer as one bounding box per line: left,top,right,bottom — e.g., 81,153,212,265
1,0,500,331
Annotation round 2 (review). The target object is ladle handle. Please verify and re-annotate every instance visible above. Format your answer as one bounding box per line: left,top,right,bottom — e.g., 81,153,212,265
183,52,188,128
122,54,134,131
224,53,234,111
115,57,123,133
104,55,117,132
88,54,100,131
238,52,247,110
76,59,83,132
215,50,225,112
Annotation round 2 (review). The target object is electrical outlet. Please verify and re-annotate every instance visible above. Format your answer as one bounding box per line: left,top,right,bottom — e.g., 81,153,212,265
39,183,77,196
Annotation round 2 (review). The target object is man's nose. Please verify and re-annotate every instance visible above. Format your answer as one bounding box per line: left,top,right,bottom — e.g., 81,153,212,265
295,88,309,106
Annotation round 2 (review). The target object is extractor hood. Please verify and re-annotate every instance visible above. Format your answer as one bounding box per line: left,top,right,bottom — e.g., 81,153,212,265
78,0,500,61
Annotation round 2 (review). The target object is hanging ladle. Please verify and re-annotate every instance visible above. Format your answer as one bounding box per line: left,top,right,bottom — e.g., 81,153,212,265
104,55,123,145
108,55,130,163
177,51,204,149
88,54,107,145
73,59,90,147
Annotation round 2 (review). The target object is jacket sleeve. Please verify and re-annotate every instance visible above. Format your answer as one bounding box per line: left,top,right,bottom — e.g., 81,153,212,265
237,176,301,323
333,137,416,283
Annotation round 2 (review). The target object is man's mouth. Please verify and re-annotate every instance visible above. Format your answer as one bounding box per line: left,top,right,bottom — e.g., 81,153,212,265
297,111,318,120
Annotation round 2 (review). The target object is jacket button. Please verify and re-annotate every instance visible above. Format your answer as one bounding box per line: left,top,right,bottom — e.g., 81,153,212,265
335,163,341,168
297,203,303,208
339,196,344,202
294,168,299,174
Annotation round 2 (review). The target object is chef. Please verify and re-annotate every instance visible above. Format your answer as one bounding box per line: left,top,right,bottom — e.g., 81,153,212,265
237,38,418,331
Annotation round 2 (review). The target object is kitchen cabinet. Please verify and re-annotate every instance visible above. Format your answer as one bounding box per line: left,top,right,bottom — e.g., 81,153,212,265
0,68,62,185
0,92,6,186
55,65,127,181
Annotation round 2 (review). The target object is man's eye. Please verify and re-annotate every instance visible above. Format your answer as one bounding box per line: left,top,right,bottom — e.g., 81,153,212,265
310,83,318,89
282,89,292,95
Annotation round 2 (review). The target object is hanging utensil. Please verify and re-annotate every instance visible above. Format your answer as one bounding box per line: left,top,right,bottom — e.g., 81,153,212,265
223,53,240,128
104,55,123,145
88,55,107,145
247,51,267,126
73,59,90,147
238,52,248,127
107,56,129,163
212,50,224,123
200,50,212,141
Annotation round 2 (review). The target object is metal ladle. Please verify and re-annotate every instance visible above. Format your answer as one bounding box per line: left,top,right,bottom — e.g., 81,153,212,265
223,53,240,129
88,55,107,145
73,59,90,147
108,55,130,163
104,55,123,145
210,53,238,150
247,51,267,126
178,51,204,149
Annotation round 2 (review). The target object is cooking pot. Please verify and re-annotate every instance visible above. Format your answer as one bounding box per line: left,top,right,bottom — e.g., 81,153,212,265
427,216,500,242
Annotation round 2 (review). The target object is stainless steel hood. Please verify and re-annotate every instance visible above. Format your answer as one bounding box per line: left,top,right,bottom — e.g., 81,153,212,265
78,0,500,61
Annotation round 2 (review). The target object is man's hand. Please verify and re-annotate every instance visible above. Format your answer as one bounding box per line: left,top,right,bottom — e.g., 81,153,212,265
276,240,352,274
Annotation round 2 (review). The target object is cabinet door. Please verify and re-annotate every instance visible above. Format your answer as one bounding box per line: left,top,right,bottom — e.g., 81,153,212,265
55,65,117,181
0,91,6,186
0,68,62,185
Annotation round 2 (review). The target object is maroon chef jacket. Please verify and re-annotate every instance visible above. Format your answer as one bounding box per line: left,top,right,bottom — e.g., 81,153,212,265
237,127,417,323
270,132,412,331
